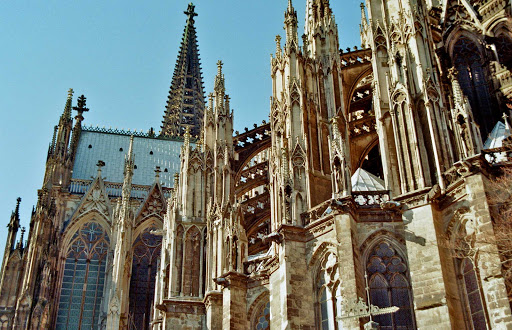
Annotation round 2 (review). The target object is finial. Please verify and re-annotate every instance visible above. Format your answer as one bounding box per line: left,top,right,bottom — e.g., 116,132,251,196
184,127,191,147
287,0,294,12
67,88,74,99
208,93,214,110
185,3,198,22
155,166,161,182
96,160,105,176
173,172,180,188
217,60,223,75
20,227,26,244
14,197,21,219
275,35,282,55
503,112,511,130
127,135,134,161
73,94,90,119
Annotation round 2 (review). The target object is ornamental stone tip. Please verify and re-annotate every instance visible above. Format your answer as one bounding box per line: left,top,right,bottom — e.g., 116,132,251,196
217,60,223,74
67,88,74,99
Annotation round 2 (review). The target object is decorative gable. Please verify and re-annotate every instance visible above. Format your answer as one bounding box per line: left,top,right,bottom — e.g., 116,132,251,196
135,183,167,226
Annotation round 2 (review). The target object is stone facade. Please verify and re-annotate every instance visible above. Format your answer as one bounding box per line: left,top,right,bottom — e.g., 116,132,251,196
1,0,512,329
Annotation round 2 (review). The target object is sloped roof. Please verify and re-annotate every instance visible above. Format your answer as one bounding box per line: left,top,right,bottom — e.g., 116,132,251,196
351,168,385,191
483,120,511,149
72,130,184,187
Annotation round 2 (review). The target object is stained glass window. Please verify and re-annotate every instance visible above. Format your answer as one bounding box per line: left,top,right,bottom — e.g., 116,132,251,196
367,242,415,329
56,222,109,329
128,225,162,330
459,258,487,329
255,302,270,330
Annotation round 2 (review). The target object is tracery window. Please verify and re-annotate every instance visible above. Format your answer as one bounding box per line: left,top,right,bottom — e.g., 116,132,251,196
316,253,340,330
128,225,162,330
366,242,415,329
458,258,487,329
56,222,109,329
254,302,270,330
453,36,495,138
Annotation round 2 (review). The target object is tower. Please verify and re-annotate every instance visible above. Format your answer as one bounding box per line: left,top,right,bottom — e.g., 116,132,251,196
161,3,206,138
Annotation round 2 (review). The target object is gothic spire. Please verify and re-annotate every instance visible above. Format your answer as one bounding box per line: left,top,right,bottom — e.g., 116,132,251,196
161,3,206,138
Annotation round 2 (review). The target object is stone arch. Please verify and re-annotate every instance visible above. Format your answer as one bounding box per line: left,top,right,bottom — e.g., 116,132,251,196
183,226,202,297
248,291,270,328
356,136,380,172
55,221,110,329
129,219,163,330
133,217,163,241
362,235,415,328
308,241,337,269
360,230,407,263
61,211,111,250
347,67,373,107
173,224,185,295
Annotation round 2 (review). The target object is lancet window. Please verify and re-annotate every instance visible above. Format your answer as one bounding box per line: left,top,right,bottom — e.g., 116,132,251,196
315,253,341,330
457,258,487,329
56,221,109,329
366,241,415,329
128,225,162,330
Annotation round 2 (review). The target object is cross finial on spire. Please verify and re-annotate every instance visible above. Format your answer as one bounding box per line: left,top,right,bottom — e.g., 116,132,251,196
73,95,90,115
185,3,198,21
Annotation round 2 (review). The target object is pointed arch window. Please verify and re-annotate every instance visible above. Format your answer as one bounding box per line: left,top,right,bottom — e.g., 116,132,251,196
458,258,487,329
453,36,495,138
254,302,270,330
56,222,109,329
128,225,162,330
366,241,415,329
315,253,340,330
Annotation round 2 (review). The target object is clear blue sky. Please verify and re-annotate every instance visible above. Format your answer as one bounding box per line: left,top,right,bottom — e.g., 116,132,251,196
0,1,362,259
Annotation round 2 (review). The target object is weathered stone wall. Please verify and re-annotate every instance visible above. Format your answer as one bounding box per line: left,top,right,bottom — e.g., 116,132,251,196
403,202,453,328
269,226,315,329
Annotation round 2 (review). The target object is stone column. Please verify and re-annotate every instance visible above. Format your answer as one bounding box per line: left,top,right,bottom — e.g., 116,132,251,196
269,225,315,330
403,203,453,328
221,272,248,329
204,291,223,330
333,207,361,330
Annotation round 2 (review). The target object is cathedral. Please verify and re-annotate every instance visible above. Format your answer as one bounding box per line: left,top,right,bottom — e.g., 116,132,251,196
2,0,512,328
